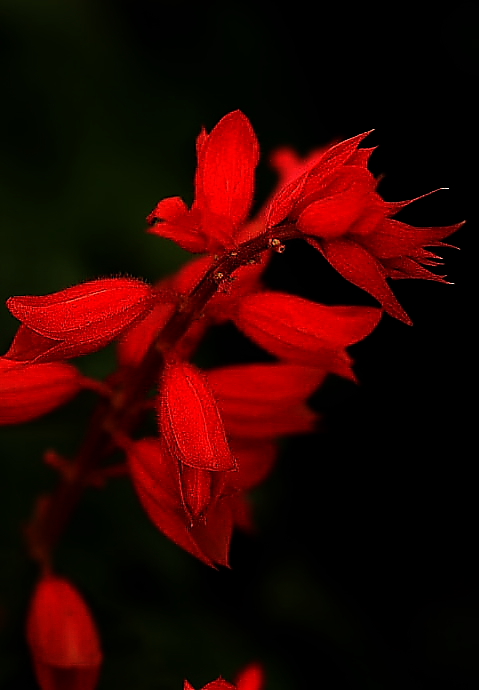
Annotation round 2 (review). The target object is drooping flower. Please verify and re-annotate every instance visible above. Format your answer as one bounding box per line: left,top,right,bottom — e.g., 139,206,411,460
26,575,102,690
148,110,260,253
266,133,463,324
126,437,248,567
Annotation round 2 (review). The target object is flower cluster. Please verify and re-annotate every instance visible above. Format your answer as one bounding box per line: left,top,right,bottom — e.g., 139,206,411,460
1,110,462,689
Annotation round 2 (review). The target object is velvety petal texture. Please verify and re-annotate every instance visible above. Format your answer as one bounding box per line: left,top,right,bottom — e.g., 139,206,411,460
148,110,259,253
0,359,84,424
6,278,155,361
26,575,102,690
159,361,237,471
235,292,381,380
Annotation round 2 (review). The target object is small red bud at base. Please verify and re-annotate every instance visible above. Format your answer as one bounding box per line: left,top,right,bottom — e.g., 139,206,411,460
26,575,102,690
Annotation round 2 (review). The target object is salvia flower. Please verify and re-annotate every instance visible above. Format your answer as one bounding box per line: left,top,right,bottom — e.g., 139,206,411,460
5,278,155,363
265,133,463,324
148,110,259,253
1,111,462,578
26,575,102,690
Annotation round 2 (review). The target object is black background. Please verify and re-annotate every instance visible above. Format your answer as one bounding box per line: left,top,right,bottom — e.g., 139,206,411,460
0,2,476,689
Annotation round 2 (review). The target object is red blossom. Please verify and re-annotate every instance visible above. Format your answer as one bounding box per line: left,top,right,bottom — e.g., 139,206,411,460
6,278,155,362
148,110,259,253
0,359,85,425
26,575,102,690
206,362,325,439
235,291,381,380
266,133,463,324
127,437,248,567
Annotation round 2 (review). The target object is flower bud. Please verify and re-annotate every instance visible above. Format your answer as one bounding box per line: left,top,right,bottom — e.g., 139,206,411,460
26,575,102,690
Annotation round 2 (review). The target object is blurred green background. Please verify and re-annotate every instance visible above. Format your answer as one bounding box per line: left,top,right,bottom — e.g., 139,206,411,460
0,1,476,689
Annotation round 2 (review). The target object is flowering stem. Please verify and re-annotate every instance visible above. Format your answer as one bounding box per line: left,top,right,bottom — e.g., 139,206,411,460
24,223,302,572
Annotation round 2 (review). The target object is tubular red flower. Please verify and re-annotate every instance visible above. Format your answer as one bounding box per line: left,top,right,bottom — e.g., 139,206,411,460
6,278,155,361
148,111,259,253
265,131,462,324
206,363,324,439
0,359,84,425
235,292,381,380
26,575,102,690
127,437,245,567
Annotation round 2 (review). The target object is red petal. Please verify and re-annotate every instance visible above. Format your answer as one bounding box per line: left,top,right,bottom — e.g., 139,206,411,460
220,403,318,439
189,495,236,568
228,440,278,490
117,300,176,367
127,438,215,566
297,187,369,240
207,363,326,408
315,238,412,324
3,325,61,363
159,362,237,471
26,576,102,690
265,171,308,228
180,464,222,519
306,131,373,180
235,292,381,378
7,278,155,348
361,218,462,260
198,110,259,233
0,359,84,424
207,363,323,438
147,199,210,253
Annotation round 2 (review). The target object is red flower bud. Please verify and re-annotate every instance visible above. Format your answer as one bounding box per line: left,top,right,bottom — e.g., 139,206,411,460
0,359,84,425
6,278,155,361
159,361,237,471
26,575,102,690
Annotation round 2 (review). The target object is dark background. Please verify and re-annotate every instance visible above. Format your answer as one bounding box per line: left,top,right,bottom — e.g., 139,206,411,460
0,1,476,689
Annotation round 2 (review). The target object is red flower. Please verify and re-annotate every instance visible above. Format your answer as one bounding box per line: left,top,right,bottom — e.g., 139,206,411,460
206,362,325,439
5,278,155,363
266,133,463,324
0,359,85,425
26,575,102,690
127,437,247,567
234,291,381,381
147,110,260,253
